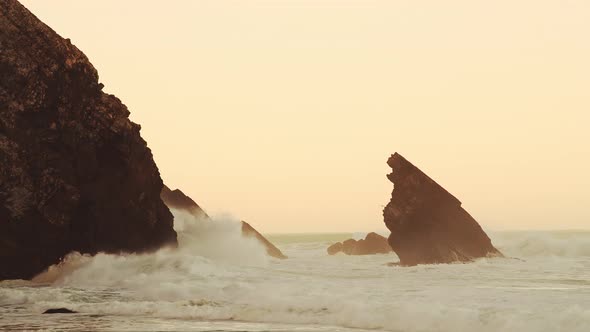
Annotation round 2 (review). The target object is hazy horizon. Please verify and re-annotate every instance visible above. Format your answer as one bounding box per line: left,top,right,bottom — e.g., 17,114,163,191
21,0,590,233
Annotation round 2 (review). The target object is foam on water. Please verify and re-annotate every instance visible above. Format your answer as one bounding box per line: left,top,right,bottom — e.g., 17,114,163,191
1,212,590,332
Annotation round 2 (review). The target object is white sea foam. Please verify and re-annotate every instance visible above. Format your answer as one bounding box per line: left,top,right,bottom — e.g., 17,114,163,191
1,216,590,332
493,230,590,258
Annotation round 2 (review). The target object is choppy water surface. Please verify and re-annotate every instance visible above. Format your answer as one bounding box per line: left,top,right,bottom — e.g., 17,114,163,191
1,211,589,331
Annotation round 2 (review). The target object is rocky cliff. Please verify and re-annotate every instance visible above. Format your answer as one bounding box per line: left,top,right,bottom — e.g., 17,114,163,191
0,0,176,280
161,185,287,259
327,232,392,255
161,185,207,218
383,153,501,265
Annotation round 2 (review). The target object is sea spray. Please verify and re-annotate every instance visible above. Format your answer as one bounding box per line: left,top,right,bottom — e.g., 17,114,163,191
2,228,590,332
33,210,270,288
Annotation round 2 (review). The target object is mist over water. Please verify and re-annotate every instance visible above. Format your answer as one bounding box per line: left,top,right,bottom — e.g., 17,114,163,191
1,211,589,331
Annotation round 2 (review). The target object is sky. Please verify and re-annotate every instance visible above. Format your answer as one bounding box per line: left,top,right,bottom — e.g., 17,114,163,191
21,0,590,233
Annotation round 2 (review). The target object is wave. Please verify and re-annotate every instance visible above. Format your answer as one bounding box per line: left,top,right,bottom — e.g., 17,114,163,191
3,218,590,332
33,209,270,286
491,230,590,258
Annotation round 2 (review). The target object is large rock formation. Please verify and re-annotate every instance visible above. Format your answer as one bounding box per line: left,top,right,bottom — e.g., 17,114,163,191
0,0,176,280
383,153,501,265
161,186,287,259
327,232,392,255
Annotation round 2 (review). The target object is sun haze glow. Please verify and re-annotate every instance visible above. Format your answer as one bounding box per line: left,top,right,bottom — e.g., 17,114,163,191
21,0,590,233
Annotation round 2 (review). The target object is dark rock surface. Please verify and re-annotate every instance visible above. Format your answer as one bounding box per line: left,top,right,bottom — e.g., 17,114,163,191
383,153,501,265
327,232,392,255
161,185,207,218
43,308,77,314
160,186,287,259
0,0,176,280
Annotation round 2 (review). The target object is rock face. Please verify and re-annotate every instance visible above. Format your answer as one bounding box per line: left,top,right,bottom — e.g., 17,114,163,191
383,153,501,265
0,0,176,280
327,232,392,255
160,186,287,259
161,185,207,218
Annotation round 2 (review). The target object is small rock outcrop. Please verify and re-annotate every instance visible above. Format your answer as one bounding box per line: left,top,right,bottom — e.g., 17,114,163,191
0,0,176,280
327,242,343,255
327,232,392,255
383,153,502,265
161,186,287,259
43,308,77,314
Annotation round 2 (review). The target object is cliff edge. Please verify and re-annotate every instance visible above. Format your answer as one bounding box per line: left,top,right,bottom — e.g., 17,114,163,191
0,0,176,280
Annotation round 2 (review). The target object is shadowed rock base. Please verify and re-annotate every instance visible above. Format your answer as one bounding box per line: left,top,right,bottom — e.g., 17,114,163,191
383,153,502,265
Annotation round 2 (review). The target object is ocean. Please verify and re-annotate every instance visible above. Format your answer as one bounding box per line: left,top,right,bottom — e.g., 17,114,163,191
1,210,589,332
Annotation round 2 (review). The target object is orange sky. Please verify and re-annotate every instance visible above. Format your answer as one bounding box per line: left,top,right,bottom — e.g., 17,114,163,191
21,0,590,233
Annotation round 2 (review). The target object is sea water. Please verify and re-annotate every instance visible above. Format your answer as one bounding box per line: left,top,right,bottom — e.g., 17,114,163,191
1,210,589,332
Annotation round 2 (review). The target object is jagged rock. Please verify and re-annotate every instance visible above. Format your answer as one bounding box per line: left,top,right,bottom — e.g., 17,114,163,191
161,185,207,218
383,153,502,265
327,232,392,255
160,186,287,259
43,308,77,314
0,0,176,280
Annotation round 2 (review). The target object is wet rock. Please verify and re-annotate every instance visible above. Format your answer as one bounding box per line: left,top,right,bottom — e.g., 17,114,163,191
161,186,287,259
0,0,176,280
43,308,77,314
383,153,502,265
327,232,392,255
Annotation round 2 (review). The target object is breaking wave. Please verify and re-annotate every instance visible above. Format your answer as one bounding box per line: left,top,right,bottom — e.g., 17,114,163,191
492,230,590,258
2,217,590,332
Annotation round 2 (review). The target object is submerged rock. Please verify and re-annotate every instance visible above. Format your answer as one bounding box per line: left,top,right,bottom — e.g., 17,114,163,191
161,186,287,259
383,153,501,265
0,0,176,280
43,308,77,314
327,232,392,255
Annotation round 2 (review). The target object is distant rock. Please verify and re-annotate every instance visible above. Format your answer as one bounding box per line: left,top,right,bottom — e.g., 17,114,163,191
43,308,77,314
341,239,358,255
242,221,287,259
327,242,343,255
0,0,176,280
161,186,287,259
327,232,392,255
383,153,502,265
